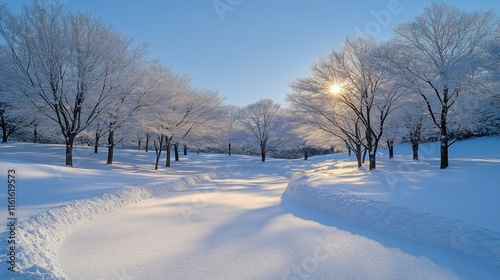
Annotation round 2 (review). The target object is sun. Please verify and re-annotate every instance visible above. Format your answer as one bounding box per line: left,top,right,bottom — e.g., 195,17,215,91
329,84,342,95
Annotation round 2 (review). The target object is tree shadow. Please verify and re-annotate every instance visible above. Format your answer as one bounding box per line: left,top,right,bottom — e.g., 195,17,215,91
279,197,500,279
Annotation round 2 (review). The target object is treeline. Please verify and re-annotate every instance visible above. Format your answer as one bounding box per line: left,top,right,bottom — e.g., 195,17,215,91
1,2,499,171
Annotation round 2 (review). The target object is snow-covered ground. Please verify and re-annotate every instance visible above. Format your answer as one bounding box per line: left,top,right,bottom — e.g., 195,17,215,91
1,137,499,279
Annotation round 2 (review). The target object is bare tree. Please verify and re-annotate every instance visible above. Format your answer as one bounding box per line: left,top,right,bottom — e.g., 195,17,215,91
393,3,496,169
238,99,290,162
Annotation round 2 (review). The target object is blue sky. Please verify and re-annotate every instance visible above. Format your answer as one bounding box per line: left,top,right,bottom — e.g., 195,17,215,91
3,0,497,106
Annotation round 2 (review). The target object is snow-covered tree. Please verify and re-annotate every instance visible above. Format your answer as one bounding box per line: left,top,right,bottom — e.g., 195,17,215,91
143,66,224,169
99,59,157,165
477,21,500,136
0,46,31,142
180,103,232,155
0,1,146,166
289,36,402,170
222,104,240,156
238,99,291,162
392,3,496,169
384,91,437,160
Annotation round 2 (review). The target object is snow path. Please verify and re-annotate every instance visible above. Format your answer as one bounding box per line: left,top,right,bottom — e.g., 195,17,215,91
58,170,463,280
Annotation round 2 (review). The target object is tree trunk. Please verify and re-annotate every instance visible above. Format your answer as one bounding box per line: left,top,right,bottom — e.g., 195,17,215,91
412,141,419,160
94,130,100,154
154,135,164,170
440,102,449,169
387,139,394,159
355,143,362,168
65,135,76,166
174,143,180,161
303,148,308,160
345,141,351,156
1,115,7,143
107,130,115,165
369,153,376,170
183,144,188,156
33,125,38,143
137,137,141,151
362,149,367,163
166,137,172,168
440,135,449,169
228,142,232,156
145,133,150,152
355,152,362,168
369,139,380,170
261,150,266,162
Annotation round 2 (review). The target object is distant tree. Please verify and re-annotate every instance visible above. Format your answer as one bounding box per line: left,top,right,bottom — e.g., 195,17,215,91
238,99,291,162
180,104,230,155
0,101,28,143
386,93,435,160
223,105,240,156
282,110,313,160
0,44,39,143
477,22,500,136
392,3,496,169
144,66,223,168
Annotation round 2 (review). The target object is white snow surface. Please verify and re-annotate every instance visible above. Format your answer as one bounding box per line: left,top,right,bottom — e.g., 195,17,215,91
5,172,215,279
282,172,500,267
0,137,499,279
58,172,460,280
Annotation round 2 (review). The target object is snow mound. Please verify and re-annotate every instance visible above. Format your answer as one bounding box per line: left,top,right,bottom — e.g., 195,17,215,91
282,172,500,268
0,171,216,279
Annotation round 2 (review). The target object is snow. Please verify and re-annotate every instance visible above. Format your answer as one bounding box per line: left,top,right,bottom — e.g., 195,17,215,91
283,172,500,268
1,137,500,279
57,171,458,280
3,172,215,279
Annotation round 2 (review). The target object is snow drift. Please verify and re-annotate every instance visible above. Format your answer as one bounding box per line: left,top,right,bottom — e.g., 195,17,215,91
0,171,216,279
282,172,500,268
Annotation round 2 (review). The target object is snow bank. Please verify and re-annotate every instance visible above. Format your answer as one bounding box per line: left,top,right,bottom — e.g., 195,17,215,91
1,171,216,279
282,173,500,268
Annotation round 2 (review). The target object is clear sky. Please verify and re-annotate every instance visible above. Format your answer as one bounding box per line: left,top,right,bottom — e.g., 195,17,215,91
3,0,497,107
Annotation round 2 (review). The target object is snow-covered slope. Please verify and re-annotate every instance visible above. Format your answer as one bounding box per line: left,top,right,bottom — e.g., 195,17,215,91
1,137,499,279
1,171,215,279
282,172,500,267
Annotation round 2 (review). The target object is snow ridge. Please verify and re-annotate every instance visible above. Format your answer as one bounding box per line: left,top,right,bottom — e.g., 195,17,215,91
1,171,216,279
282,172,500,268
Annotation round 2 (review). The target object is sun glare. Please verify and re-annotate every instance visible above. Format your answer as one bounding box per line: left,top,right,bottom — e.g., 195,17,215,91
329,84,342,95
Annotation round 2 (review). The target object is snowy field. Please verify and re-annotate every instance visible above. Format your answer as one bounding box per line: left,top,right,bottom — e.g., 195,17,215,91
1,137,499,279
